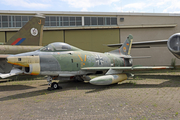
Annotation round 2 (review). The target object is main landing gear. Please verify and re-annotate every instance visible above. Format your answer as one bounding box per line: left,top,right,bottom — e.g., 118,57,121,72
47,76,62,91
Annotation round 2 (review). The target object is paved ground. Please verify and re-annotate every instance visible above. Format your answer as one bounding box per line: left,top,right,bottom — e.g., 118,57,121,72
1,71,180,120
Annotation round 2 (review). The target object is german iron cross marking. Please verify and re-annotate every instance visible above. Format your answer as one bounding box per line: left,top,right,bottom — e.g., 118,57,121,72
95,54,103,65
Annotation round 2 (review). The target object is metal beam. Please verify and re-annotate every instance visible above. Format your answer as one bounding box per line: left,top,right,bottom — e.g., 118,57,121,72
0,24,177,32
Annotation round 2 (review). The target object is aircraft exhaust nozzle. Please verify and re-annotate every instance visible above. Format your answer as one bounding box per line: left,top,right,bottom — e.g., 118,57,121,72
167,33,180,58
89,74,127,85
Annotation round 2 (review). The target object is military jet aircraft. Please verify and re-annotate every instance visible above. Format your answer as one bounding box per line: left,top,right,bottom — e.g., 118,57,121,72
0,15,44,74
108,33,180,59
0,34,172,90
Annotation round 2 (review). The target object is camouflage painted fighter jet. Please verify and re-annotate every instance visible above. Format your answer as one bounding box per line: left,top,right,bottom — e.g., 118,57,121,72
0,15,44,74
108,33,180,59
0,34,172,90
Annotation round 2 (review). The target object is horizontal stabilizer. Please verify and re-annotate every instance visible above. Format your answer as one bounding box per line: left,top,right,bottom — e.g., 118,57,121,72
0,68,23,78
108,40,168,48
120,55,151,59
131,56,151,59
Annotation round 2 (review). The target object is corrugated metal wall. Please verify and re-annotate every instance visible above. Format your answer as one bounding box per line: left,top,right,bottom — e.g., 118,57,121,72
0,32,5,43
65,29,119,52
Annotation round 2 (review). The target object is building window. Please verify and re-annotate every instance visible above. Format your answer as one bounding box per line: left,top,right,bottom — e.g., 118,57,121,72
104,17,110,25
70,17,75,26
15,16,21,27
2,16,8,27
111,17,117,25
45,16,50,26
44,16,82,27
76,17,82,26
9,16,14,27
63,17,69,26
50,16,56,26
84,17,117,26
91,17,97,25
98,17,103,25
84,17,90,26
22,16,29,26
0,15,117,28
1,15,33,28
57,17,62,26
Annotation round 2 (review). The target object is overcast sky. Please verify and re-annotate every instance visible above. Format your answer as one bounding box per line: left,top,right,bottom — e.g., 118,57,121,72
0,0,180,13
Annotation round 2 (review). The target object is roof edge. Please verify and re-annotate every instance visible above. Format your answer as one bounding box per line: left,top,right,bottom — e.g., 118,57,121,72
0,10,180,16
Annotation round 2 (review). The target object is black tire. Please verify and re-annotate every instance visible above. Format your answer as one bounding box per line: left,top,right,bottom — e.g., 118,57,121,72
51,82,59,89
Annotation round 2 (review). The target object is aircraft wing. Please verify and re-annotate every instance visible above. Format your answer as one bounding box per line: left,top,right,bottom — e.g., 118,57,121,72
0,68,23,78
82,66,173,75
108,40,168,48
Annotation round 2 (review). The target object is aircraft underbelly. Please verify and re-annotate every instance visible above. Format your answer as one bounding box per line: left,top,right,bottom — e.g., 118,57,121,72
39,70,92,76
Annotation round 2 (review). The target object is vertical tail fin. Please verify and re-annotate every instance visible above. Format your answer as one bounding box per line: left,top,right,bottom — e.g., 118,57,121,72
6,15,45,46
109,34,133,55
119,34,133,55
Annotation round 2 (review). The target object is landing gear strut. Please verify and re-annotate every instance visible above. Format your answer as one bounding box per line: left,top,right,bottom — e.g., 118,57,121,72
47,76,52,85
47,76,62,90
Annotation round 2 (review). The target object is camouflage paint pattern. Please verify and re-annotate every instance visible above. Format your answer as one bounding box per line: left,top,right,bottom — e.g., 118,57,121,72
7,35,133,76
7,50,125,76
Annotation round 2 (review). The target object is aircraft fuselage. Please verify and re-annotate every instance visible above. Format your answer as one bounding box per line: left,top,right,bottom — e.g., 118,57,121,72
7,50,127,76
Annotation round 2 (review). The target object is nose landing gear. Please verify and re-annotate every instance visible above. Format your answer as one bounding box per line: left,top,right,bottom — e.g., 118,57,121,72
47,76,62,91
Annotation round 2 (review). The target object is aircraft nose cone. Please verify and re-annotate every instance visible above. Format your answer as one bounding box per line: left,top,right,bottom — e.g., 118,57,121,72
6,55,30,67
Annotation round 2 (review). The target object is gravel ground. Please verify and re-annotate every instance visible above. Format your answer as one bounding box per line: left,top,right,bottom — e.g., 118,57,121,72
0,71,180,120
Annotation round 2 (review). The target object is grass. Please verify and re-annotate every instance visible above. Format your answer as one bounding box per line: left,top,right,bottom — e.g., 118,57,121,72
128,81,137,85
76,86,78,90
153,103,157,107
140,116,148,120
171,58,176,69
175,112,178,116
34,99,42,103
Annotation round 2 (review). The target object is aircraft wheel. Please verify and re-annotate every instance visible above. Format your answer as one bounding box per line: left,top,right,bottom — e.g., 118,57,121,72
51,82,59,89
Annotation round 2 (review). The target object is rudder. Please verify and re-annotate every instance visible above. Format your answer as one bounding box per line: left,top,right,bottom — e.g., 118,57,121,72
6,15,45,46
119,34,133,55
109,34,133,55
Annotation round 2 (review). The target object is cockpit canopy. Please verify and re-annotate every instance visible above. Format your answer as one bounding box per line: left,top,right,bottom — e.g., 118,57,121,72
40,42,82,52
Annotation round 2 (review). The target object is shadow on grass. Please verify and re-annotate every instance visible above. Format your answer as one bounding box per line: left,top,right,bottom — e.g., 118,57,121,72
0,85,35,92
0,74,180,101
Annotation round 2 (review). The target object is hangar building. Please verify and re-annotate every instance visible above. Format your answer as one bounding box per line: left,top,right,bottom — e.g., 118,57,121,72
0,10,180,66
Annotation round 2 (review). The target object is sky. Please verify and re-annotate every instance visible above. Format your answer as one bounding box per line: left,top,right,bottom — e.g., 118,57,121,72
0,0,180,13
